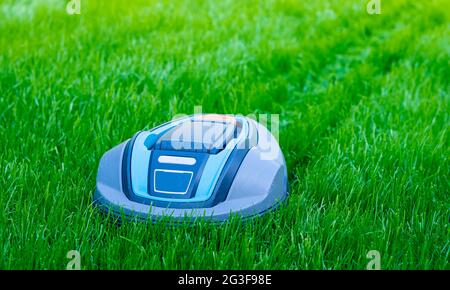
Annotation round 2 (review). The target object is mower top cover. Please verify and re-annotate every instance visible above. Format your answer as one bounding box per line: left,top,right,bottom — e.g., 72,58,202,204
94,114,288,222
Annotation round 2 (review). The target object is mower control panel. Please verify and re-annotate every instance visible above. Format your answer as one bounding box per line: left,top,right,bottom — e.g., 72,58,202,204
124,114,254,208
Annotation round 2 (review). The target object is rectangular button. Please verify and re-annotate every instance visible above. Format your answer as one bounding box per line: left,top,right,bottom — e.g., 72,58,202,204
157,155,196,165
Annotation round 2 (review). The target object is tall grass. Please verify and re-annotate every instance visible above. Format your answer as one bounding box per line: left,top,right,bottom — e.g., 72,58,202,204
0,0,448,269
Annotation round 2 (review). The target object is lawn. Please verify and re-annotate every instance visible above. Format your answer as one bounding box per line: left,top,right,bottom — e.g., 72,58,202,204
0,0,448,269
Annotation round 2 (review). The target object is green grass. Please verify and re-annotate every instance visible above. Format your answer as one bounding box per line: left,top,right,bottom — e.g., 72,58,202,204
0,0,448,269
